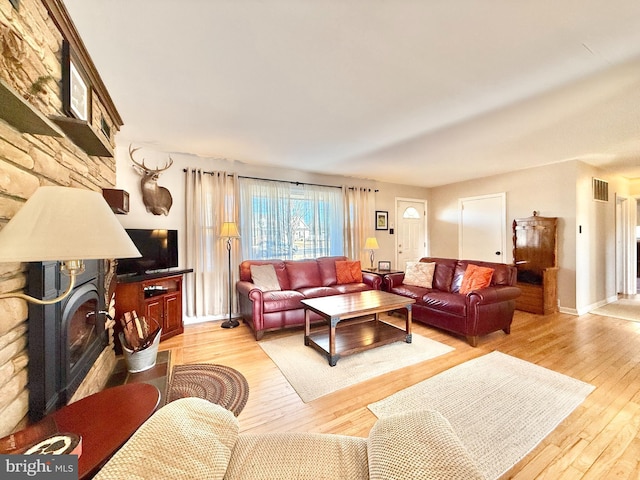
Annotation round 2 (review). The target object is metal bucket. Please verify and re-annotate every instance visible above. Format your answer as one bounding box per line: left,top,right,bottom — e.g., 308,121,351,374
119,328,162,373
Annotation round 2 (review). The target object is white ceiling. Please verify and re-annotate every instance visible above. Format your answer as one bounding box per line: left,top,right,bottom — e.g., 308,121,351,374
62,0,640,187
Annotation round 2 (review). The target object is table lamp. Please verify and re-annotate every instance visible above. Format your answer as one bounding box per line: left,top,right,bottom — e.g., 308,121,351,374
220,221,240,328
0,186,141,305
364,237,379,270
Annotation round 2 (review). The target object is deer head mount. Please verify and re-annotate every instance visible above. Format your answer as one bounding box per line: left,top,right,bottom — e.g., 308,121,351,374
129,145,174,216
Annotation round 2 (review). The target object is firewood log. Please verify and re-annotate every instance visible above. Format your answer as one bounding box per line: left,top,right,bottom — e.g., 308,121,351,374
122,311,141,350
140,315,149,339
132,311,145,340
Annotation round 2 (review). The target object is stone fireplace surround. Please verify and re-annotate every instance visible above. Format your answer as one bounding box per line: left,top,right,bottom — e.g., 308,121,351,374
0,0,123,435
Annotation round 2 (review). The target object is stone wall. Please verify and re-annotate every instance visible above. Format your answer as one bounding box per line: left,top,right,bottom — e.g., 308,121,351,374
0,0,120,436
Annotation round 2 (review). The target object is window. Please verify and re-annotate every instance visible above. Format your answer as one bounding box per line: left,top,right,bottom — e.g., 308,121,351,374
239,178,344,260
403,206,420,219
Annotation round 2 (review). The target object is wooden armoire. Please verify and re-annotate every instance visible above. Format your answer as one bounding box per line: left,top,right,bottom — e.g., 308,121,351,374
512,212,558,315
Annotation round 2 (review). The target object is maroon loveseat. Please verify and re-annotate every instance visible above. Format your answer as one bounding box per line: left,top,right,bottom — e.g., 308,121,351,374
237,256,381,340
383,257,520,346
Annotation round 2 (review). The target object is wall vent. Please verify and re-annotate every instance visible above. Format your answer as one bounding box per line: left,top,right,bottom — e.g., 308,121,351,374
592,177,608,202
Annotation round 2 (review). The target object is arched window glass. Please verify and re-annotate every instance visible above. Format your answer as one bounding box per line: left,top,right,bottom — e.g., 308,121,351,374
403,207,420,219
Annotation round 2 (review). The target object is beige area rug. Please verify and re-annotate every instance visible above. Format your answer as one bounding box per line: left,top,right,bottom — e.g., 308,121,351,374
591,297,640,323
368,351,595,480
259,333,454,403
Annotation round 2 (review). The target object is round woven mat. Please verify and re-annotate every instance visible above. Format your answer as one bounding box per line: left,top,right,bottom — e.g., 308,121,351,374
166,364,249,416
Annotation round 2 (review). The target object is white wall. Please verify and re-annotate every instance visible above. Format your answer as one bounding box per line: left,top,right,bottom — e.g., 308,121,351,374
115,143,631,314
113,143,429,269
428,159,635,313
576,163,634,312
429,161,577,309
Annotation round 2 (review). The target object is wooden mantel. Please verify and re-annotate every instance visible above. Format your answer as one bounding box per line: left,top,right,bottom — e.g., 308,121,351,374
42,0,123,129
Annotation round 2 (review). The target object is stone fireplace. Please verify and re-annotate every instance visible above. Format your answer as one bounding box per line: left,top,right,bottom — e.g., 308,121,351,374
0,0,123,435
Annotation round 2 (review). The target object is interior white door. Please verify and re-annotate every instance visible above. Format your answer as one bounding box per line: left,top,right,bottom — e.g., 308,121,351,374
397,200,426,269
616,194,636,295
459,193,506,263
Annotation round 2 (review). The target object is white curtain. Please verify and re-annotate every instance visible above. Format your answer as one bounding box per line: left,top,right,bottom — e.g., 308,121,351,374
238,178,343,260
343,186,375,264
184,169,238,319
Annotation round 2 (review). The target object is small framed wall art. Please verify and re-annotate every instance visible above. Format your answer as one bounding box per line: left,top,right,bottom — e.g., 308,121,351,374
375,210,388,230
62,40,90,121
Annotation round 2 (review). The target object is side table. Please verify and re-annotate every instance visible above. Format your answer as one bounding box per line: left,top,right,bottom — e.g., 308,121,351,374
362,268,404,290
0,383,160,479
361,268,404,277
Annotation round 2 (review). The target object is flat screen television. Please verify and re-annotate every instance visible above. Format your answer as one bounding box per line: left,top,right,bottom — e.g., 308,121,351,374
117,229,178,276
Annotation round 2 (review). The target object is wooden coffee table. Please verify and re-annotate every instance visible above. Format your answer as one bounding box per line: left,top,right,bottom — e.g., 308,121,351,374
302,290,415,366
0,383,160,479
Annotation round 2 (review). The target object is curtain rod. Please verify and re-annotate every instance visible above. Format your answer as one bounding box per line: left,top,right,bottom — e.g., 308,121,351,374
183,169,378,192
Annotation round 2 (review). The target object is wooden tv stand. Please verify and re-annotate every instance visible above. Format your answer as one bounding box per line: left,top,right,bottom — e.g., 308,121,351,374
115,269,192,351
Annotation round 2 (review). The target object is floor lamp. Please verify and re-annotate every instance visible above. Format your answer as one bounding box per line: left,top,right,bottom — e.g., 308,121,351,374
221,222,240,329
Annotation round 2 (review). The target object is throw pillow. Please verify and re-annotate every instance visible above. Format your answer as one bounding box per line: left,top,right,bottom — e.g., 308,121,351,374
335,260,363,284
459,264,494,294
403,262,436,288
250,264,281,291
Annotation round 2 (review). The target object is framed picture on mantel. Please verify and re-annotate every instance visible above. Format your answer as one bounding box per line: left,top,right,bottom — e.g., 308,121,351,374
62,40,90,121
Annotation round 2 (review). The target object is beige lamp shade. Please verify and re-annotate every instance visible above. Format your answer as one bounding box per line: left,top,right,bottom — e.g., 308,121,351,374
364,237,379,250
0,186,141,262
220,222,240,238
364,237,379,270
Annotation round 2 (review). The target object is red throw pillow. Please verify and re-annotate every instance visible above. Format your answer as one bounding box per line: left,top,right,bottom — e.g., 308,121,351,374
459,264,494,294
335,260,363,284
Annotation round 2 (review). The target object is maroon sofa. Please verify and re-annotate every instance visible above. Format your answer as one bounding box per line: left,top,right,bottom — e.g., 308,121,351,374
237,256,381,340
383,257,520,346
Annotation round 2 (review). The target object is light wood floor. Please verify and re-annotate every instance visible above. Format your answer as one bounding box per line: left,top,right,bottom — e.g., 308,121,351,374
160,309,640,479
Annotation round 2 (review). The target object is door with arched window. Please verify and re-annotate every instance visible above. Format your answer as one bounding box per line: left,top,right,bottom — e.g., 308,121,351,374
396,199,427,269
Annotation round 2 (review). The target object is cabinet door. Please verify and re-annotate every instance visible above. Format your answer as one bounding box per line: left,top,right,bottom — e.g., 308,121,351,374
163,292,183,336
145,297,163,332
